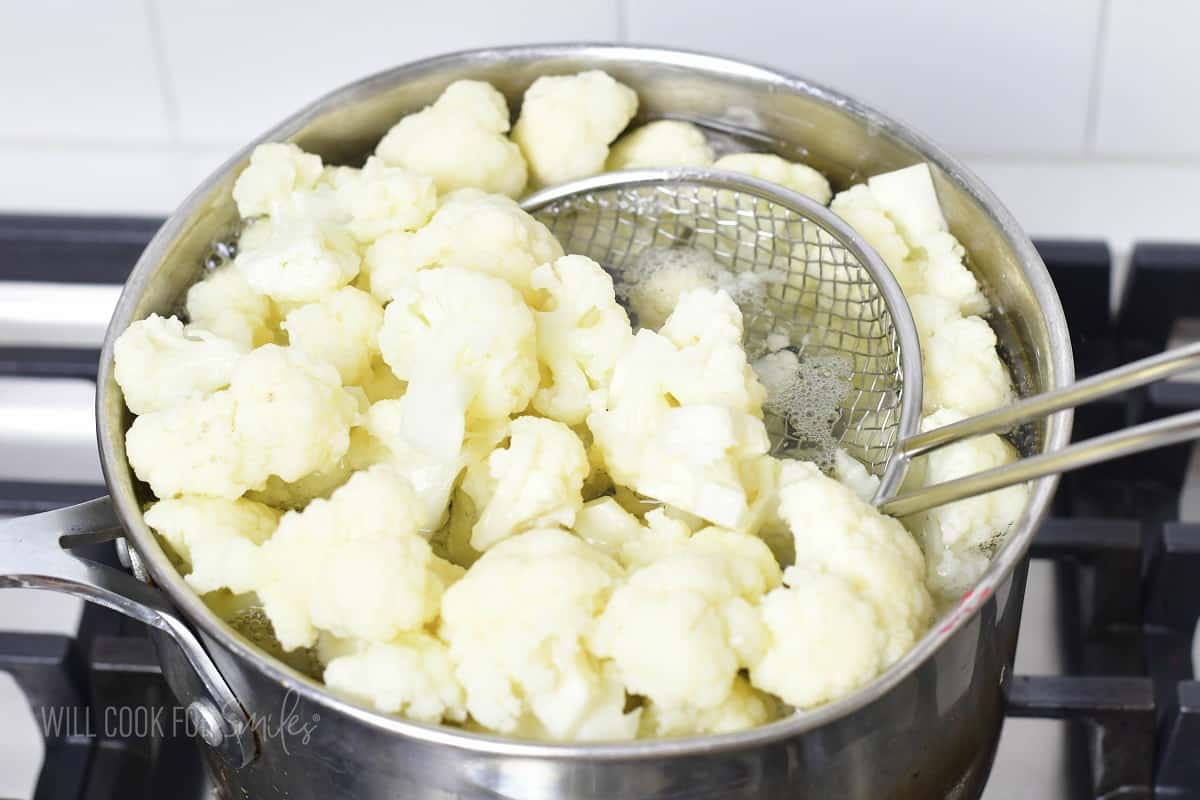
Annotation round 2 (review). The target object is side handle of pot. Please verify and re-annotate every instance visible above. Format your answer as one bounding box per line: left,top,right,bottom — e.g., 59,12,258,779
0,496,258,768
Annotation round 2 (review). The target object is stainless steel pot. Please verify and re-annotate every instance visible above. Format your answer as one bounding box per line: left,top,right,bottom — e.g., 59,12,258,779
0,44,1073,799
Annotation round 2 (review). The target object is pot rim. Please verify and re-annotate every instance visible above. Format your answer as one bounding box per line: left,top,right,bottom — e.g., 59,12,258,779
96,42,1075,759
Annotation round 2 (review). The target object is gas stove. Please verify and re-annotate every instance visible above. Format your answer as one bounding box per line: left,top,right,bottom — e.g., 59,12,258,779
0,216,1197,799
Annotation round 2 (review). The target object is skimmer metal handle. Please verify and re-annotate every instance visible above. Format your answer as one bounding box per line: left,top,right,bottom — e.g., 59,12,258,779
878,342,1200,516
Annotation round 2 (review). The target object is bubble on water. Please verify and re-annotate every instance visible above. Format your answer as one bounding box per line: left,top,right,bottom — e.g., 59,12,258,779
753,347,853,471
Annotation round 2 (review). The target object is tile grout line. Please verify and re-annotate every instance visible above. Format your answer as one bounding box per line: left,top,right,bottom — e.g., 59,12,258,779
144,0,181,144
1082,0,1112,155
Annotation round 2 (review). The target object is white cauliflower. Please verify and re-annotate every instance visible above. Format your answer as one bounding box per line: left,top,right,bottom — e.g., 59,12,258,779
365,390,469,534
640,676,776,737
513,70,638,186
245,424,387,511
375,80,527,198
365,189,563,303
751,566,888,709
589,290,770,528
282,286,384,384
606,120,714,169
185,265,276,348
834,164,987,315
356,358,406,403
830,184,920,293
234,221,360,304
337,157,437,243
144,496,280,595
322,633,466,723
255,465,462,650
113,314,244,415
126,346,357,500
833,449,881,503
622,247,723,332
906,408,1029,600
921,310,1014,415
713,152,832,204
439,528,638,740
866,164,949,245
529,255,633,425
459,417,589,552
590,528,779,726
571,497,652,564
231,142,323,219
230,345,358,487
126,391,245,499
378,267,538,422
771,460,932,665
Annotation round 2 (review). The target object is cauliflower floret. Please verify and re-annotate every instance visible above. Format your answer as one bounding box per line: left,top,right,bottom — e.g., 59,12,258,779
234,221,360,304
126,346,357,500
365,189,563,303
144,496,280,595
713,152,832,204
356,358,406,403
459,417,589,552
365,374,508,534
750,566,887,709
375,80,527,198
230,345,358,487
529,255,634,425
914,231,989,317
773,460,933,664
231,142,323,219
590,528,779,722
281,286,384,384
833,449,880,503
113,314,245,415
185,266,276,349
589,289,770,528
830,184,921,293
921,310,1014,415
571,496,646,561
126,391,244,499
657,289,767,411
640,676,777,737
606,120,714,170
906,408,1029,600
572,499,697,569
866,164,948,244
322,633,466,723
246,426,384,511
834,164,987,315
337,157,437,243
439,528,638,740
255,465,462,650
378,267,538,422
512,70,638,186
621,247,723,331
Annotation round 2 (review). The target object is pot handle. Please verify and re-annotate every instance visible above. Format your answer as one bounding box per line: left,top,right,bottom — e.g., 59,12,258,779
0,496,258,768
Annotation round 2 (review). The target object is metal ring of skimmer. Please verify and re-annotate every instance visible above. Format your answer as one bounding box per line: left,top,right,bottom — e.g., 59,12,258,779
521,168,923,504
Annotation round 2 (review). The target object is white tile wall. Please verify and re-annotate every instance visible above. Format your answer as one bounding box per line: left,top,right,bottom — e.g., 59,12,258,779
626,0,1104,156
1094,0,1200,157
0,0,1196,242
0,0,170,143
156,0,620,146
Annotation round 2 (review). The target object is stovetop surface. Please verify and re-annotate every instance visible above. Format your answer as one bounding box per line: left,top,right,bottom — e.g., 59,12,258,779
0,216,1198,799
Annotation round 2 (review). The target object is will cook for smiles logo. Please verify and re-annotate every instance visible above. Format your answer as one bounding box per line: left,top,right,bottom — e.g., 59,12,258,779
38,689,319,753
